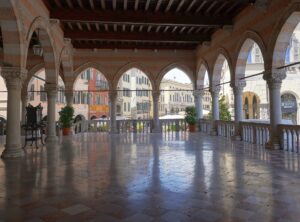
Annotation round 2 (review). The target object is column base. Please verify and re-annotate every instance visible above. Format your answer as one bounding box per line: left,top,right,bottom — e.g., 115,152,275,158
210,129,217,136
1,144,24,158
231,134,242,141
46,135,58,143
265,140,281,150
152,128,161,133
110,128,119,134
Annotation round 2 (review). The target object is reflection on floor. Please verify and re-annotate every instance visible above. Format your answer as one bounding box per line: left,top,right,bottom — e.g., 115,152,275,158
1,132,300,221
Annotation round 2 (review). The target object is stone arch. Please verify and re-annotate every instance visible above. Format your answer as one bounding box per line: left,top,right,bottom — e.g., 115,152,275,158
59,39,73,91
157,63,195,90
73,61,111,90
0,0,25,67
269,4,300,70
113,62,154,90
196,58,210,89
234,31,267,83
25,16,58,84
211,48,233,85
22,63,44,95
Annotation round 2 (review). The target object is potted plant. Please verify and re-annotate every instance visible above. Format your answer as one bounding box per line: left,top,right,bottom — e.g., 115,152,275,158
59,105,74,136
185,106,197,132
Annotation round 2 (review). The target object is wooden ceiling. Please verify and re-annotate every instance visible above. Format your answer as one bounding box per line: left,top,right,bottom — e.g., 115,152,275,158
44,0,256,50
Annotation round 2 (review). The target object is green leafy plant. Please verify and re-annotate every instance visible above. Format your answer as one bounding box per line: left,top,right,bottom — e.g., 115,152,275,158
185,106,197,125
59,106,74,128
207,96,231,121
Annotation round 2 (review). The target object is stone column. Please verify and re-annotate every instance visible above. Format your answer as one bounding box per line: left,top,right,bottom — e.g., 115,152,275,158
1,67,27,158
109,91,118,134
193,90,204,119
45,83,58,142
152,91,161,133
263,70,286,149
21,94,28,126
210,84,221,136
65,91,73,106
232,81,246,140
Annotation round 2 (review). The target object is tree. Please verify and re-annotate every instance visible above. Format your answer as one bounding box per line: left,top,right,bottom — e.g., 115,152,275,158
207,95,231,121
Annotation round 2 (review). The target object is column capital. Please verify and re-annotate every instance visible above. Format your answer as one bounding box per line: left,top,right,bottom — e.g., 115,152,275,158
231,81,246,95
193,90,204,98
152,90,161,100
263,69,286,89
109,90,118,100
1,67,27,89
210,84,221,95
45,83,57,98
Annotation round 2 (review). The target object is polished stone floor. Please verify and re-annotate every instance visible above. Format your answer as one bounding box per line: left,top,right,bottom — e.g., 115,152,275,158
1,132,300,221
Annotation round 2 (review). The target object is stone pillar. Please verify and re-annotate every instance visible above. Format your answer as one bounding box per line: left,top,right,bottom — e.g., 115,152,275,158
65,91,73,106
210,84,221,136
45,84,58,142
152,91,161,133
193,90,204,119
1,67,27,158
21,94,28,126
263,70,286,149
109,91,118,134
232,81,246,140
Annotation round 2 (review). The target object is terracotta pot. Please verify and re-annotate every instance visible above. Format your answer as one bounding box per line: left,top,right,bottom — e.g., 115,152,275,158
188,124,196,132
63,127,71,136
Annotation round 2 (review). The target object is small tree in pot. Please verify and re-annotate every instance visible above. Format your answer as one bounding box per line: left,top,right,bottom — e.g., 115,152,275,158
59,105,74,136
185,106,197,132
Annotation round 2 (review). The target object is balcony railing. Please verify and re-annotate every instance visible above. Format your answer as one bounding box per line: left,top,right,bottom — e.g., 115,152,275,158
216,120,235,138
240,121,270,145
73,118,188,134
279,124,300,152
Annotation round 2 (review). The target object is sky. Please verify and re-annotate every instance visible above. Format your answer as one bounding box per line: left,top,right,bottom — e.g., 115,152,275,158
163,68,191,83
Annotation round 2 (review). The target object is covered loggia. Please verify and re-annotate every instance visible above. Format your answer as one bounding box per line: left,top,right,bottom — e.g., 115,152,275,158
2,1,300,221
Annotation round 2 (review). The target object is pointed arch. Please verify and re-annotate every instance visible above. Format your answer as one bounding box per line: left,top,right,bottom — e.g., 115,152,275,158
212,48,233,84
269,4,300,70
73,61,111,90
113,62,154,90
25,16,58,84
234,31,266,82
196,58,210,89
157,63,195,89
0,0,25,67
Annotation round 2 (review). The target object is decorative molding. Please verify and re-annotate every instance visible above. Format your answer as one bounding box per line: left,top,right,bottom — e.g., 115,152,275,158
263,69,286,89
1,67,27,90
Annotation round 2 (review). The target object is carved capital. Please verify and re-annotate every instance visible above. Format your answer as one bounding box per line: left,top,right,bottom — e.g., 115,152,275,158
263,70,286,89
232,81,246,95
1,67,27,90
210,82,221,96
193,90,204,98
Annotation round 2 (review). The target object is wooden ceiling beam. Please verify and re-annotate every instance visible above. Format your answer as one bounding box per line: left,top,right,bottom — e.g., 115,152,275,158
64,30,210,43
72,42,196,50
50,9,232,27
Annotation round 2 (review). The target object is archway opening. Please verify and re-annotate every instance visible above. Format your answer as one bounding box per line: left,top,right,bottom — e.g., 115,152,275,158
73,68,109,120
212,55,232,121
27,68,65,120
238,41,266,120
197,64,211,118
160,68,193,118
243,91,261,120
117,68,152,120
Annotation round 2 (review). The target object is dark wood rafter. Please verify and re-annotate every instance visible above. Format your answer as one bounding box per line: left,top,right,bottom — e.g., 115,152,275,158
41,0,256,50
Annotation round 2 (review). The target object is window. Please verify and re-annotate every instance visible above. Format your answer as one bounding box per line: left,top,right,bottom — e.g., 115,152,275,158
124,102,126,112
